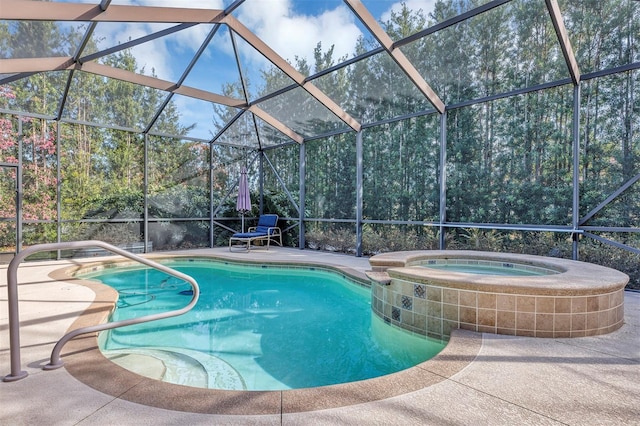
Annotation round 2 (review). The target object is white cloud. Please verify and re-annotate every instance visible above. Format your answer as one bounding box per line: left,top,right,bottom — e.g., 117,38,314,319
92,0,226,81
236,0,362,73
92,22,173,80
141,0,227,59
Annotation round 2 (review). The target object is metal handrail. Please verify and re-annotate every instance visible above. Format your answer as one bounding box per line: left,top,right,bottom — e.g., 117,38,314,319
3,240,200,382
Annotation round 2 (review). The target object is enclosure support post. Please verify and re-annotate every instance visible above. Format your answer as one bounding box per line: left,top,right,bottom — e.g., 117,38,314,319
438,111,447,250
259,150,265,215
143,133,150,253
299,143,306,250
209,141,214,248
16,119,23,254
1,162,19,259
56,121,61,259
572,84,581,260
356,130,363,257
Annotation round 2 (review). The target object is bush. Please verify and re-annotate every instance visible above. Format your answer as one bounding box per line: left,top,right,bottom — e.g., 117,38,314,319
362,225,440,254
306,227,355,253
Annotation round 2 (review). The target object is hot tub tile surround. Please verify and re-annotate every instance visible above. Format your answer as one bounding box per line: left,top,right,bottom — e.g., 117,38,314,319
367,250,628,339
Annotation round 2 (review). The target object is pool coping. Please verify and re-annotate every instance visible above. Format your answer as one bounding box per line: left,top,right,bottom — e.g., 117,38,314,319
369,250,629,296
48,255,482,415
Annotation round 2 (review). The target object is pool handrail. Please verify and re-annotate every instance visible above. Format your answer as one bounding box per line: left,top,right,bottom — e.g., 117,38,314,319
3,240,200,382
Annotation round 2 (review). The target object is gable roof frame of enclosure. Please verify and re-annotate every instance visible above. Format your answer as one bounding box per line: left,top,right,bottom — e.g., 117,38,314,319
0,0,639,260
0,0,360,146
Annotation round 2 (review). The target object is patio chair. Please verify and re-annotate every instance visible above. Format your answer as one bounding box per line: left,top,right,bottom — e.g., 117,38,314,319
229,214,282,251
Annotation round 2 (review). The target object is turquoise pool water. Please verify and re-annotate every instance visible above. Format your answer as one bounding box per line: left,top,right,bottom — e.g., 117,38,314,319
420,260,556,276
424,264,543,276
83,260,445,391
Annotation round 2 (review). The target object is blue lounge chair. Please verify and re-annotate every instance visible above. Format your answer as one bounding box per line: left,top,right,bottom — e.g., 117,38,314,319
229,214,282,251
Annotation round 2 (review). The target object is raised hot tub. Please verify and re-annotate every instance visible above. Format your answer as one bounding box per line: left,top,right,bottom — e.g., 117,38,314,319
366,251,629,339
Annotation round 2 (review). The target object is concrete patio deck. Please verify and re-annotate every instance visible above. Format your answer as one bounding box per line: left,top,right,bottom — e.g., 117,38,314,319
1,247,639,425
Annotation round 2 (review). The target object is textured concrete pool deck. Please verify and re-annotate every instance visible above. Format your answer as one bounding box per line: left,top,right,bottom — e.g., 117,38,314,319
2,247,639,425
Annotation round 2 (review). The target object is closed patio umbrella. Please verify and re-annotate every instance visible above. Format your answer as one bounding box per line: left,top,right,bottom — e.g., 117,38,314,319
236,166,251,232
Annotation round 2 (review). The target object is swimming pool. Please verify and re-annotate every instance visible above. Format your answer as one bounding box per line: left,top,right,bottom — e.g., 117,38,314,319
82,260,445,390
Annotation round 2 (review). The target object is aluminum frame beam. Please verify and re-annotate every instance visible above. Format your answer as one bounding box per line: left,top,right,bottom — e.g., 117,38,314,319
144,24,222,134
580,173,640,226
545,0,580,85
344,0,445,114
229,30,264,150
0,1,225,23
248,106,304,144
263,152,300,214
394,0,513,49
79,24,197,65
0,2,307,145
299,143,306,250
222,14,361,132
3,60,636,149
572,84,581,259
583,232,640,256
355,130,363,257
1,58,305,143
438,111,447,249
0,162,20,256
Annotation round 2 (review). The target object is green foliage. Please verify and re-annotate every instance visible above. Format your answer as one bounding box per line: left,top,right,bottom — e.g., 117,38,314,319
457,228,506,251
363,116,440,222
212,188,300,248
81,223,142,246
261,189,300,246
305,135,356,219
84,189,144,219
361,225,440,255
580,236,640,290
306,223,355,253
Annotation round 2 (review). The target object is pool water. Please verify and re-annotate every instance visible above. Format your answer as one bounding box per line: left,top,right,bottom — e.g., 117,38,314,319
424,264,544,276
420,260,556,276
83,260,445,391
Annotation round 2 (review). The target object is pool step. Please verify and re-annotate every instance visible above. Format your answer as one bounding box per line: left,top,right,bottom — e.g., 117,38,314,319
103,347,246,390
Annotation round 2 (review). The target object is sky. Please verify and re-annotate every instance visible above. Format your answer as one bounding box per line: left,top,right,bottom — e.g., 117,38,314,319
56,0,438,139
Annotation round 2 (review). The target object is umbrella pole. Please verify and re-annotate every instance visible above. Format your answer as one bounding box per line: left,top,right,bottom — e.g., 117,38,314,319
241,213,245,233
